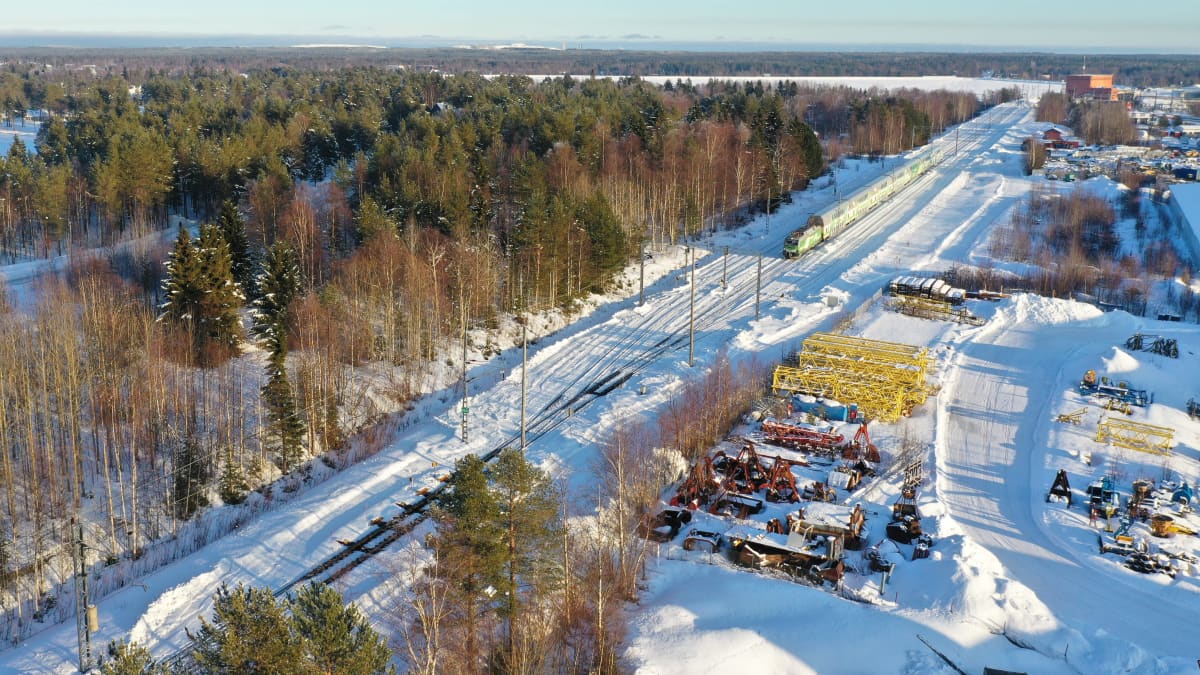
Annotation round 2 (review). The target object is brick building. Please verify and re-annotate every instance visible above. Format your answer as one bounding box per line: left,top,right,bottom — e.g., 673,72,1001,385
1066,74,1118,100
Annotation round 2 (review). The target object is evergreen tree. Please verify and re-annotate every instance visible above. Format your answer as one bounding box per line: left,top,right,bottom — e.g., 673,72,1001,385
290,583,396,675
160,224,244,366
431,454,505,669
100,639,165,675
160,226,202,333
252,241,301,357
262,354,305,473
217,445,249,505
190,583,302,675
217,200,254,295
490,448,563,671
195,223,245,354
171,436,210,520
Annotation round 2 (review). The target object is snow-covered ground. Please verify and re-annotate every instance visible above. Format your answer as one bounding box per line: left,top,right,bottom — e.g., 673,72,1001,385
0,116,38,156
4,100,1197,674
529,75,1063,103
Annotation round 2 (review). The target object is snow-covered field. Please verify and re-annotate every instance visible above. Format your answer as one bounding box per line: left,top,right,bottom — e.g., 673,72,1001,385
0,117,38,156
4,100,1198,674
531,75,1063,103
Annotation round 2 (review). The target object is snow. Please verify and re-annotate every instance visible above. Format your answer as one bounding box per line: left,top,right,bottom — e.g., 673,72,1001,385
531,75,1063,104
1170,182,1200,262
0,116,38,156
4,101,1200,674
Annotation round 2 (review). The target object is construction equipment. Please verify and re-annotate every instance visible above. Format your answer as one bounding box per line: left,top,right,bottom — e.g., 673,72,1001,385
886,294,984,325
842,422,882,463
1103,399,1132,415
675,456,719,508
1079,370,1150,407
1125,333,1178,358
762,457,801,503
1046,469,1073,506
682,528,723,552
638,508,692,542
1087,477,1120,518
892,489,919,520
1149,513,1197,537
1055,408,1086,425
1095,417,1174,456
772,332,935,424
712,442,769,492
760,418,845,452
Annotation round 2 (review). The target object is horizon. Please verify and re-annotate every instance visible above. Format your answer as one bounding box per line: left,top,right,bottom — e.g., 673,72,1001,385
0,32,1197,56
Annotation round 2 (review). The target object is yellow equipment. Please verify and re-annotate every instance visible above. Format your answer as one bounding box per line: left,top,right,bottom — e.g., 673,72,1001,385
1055,408,1086,425
1094,417,1174,456
771,332,934,423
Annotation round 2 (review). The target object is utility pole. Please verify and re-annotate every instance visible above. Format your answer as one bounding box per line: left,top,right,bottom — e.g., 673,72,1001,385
755,254,762,319
520,320,527,450
460,306,469,443
688,248,695,367
639,238,646,306
722,246,728,289
72,519,92,673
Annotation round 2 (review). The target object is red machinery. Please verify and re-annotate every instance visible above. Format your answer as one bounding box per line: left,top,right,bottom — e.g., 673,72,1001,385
841,423,881,463
761,418,845,452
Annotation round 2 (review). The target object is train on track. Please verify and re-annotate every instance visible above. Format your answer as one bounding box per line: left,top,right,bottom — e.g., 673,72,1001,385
783,144,947,259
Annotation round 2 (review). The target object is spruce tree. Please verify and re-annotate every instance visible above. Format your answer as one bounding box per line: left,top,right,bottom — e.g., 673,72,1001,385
290,583,395,675
160,225,244,366
190,583,302,674
217,445,249,505
171,436,210,520
217,200,254,295
160,226,202,333
195,223,245,356
252,241,301,357
262,354,305,473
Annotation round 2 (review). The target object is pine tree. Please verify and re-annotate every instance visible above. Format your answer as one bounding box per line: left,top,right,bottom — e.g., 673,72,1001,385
290,583,395,675
252,241,301,357
431,454,505,670
490,447,563,671
100,639,165,675
217,200,254,295
190,583,302,675
262,354,305,473
171,436,210,520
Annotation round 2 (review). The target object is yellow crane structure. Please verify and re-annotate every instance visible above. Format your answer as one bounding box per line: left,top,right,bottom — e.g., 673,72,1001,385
771,332,934,423
1094,416,1174,456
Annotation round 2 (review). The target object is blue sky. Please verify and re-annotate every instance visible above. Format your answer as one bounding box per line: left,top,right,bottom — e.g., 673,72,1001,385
3,0,1196,52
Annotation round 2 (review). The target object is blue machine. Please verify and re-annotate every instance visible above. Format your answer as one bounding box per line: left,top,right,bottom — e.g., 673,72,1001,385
791,396,860,422
1079,370,1150,407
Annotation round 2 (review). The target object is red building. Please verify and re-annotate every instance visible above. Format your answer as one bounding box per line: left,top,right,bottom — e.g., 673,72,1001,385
1066,74,1118,100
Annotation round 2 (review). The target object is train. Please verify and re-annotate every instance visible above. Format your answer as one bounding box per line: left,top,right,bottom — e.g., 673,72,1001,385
782,144,947,258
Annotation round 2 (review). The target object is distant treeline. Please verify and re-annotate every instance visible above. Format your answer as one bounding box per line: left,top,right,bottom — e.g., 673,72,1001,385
1,48,1197,87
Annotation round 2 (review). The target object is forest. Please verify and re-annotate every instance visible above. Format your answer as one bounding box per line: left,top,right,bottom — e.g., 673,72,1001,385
0,55,997,653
